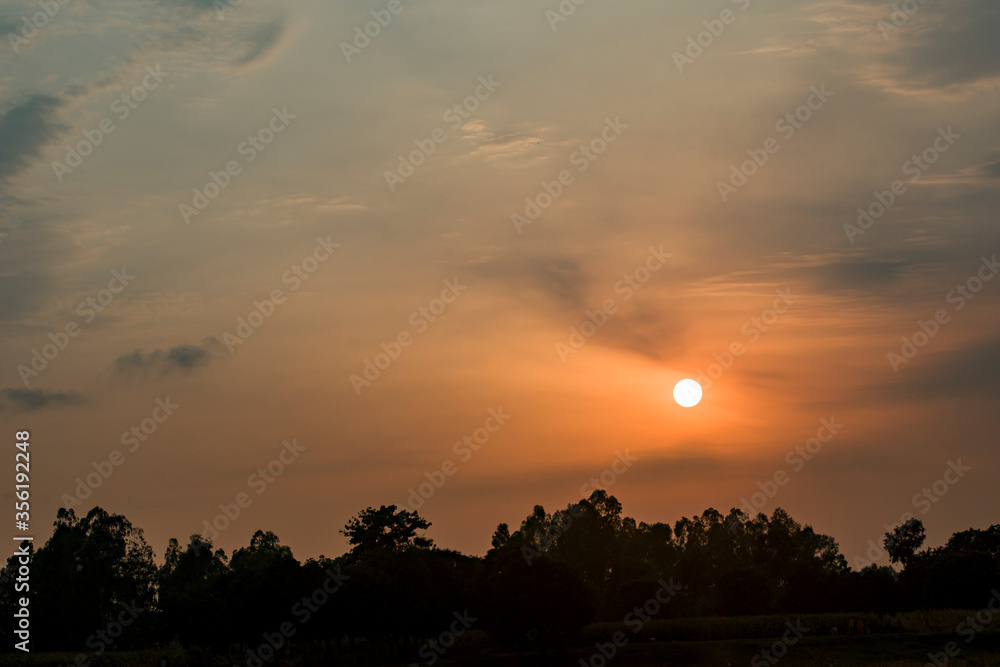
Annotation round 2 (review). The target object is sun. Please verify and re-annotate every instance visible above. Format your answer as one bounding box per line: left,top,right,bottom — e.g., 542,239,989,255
673,379,702,408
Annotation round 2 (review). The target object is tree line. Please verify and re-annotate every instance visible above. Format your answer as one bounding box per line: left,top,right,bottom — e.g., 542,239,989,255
2,491,999,661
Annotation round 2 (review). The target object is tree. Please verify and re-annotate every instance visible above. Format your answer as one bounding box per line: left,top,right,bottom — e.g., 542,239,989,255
9,496,1000,654
157,534,231,649
491,523,511,550
341,505,433,556
478,548,593,653
943,524,1000,559
546,492,627,613
227,530,301,647
29,507,157,650
922,551,1000,609
884,518,926,566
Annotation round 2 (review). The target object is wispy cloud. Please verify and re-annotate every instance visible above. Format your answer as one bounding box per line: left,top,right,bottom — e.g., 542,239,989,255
0,95,65,189
0,387,83,412
114,338,222,378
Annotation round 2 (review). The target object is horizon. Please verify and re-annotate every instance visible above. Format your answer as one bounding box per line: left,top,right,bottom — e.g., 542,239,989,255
33,491,991,571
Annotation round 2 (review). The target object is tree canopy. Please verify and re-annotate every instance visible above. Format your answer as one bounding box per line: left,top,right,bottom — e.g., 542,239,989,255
2,496,998,659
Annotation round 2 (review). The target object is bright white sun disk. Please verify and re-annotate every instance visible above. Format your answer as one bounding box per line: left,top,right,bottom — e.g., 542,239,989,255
673,379,702,407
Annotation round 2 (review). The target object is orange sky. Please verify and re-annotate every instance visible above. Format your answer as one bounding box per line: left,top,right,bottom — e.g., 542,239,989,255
1,0,998,566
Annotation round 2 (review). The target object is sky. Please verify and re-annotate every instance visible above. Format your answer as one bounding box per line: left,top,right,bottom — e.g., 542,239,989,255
0,0,998,567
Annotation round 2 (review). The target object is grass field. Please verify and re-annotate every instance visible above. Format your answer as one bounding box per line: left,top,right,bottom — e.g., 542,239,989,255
564,632,1000,666
9,635,998,667
3,611,999,667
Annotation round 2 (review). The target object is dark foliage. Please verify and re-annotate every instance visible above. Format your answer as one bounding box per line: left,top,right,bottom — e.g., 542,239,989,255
2,493,998,660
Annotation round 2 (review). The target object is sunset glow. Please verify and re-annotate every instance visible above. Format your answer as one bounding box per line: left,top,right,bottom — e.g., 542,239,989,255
1,0,997,575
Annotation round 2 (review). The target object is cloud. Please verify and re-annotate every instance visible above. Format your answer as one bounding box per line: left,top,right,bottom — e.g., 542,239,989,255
0,1,291,198
925,159,1000,185
810,259,914,293
0,17,21,35
114,338,222,378
0,274,54,322
878,335,1000,400
0,95,65,187
977,161,1000,179
234,17,288,67
698,254,917,300
465,125,546,163
528,258,589,310
596,302,687,361
168,0,220,9
0,388,83,413
884,0,1000,91
813,0,1000,94
474,254,590,313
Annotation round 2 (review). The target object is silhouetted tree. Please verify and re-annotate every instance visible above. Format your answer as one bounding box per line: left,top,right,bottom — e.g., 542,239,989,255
29,507,156,650
341,505,433,557
11,502,999,658
884,518,926,566
852,565,900,613
478,547,592,654
922,551,1000,609
490,523,510,550
227,530,302,649
943,524,1000,558
157,534,230,649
